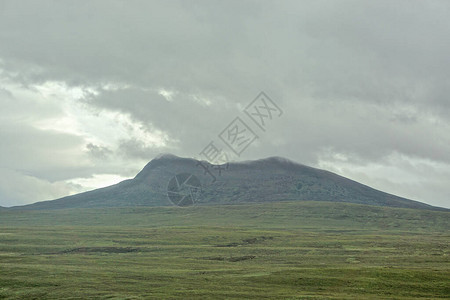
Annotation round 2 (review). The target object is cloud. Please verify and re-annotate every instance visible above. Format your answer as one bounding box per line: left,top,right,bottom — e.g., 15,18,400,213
0,168,78,207
0,0,449,208
317,151,450,208
86,143,113,159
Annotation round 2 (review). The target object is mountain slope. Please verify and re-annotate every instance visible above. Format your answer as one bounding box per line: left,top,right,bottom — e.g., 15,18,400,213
12,154,444,210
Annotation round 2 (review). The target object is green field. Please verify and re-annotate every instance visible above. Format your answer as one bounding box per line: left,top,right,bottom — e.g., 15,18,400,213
0,201,449,299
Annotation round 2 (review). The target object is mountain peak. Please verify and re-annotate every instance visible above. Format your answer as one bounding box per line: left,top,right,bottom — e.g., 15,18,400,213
153,153,182,160
151,154,301,167
249,156,302,166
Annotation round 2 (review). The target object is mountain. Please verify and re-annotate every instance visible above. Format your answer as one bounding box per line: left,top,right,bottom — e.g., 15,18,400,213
12,154,444,210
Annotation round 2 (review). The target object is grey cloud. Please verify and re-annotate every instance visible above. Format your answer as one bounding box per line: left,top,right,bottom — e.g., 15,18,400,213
0,0,449,207
86,143,113,160
118,138,161,160
84,86,247,155
0,122,86,179
0,168,79,207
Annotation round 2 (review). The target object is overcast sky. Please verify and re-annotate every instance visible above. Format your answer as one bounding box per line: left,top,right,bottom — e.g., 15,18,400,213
0,0,449,208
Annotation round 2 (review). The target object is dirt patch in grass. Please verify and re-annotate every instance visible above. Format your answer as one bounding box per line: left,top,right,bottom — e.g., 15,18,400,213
58,247,140,254
204,255,256,262
215,236,273,247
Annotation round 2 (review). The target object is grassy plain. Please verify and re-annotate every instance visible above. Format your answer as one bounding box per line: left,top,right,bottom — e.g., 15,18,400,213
0,201,449,299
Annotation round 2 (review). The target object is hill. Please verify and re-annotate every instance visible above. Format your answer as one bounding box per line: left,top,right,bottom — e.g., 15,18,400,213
11,154,444,210
1,201,448,230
